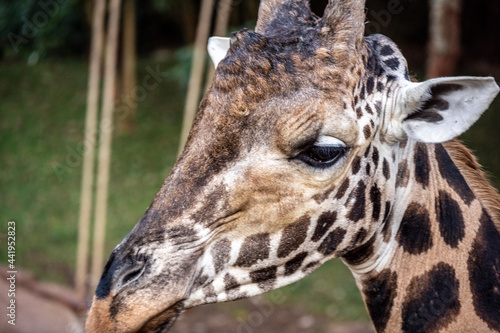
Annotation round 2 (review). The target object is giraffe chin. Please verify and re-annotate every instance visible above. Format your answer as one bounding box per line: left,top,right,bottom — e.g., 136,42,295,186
137,300,184,333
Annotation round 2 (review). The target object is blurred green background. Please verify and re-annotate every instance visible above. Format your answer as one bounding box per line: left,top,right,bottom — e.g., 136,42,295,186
1,0,499,325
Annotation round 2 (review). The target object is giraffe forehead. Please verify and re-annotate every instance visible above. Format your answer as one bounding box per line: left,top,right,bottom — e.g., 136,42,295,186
210,30,364,119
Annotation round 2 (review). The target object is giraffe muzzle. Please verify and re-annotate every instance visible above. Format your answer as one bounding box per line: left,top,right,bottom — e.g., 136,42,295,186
85,236,201,333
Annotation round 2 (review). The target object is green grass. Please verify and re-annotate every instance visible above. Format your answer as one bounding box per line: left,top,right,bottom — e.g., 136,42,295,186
0,58,499,324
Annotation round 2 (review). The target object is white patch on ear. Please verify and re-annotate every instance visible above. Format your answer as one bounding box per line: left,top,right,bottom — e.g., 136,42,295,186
397,76,499,143
207,37,230,69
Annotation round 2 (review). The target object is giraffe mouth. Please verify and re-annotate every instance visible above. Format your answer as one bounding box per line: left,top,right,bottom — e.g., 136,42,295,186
137,300,185,333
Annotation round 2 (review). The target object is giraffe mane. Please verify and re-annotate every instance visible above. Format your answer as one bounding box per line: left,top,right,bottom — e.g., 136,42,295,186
443,139,500,232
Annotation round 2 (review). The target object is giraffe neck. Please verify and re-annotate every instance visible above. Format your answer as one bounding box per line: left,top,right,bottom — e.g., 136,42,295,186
348,140,500,333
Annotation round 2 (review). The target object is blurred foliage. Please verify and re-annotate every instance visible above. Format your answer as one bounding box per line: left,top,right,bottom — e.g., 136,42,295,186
167,46,194,88
1,0,499,69
0,0,89,62
151,0,176,12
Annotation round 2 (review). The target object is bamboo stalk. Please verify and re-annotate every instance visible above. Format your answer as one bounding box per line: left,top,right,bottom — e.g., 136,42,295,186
427,0,462,78
75,0,106,301
118,0,137,134
205,0,233,90
90,0,122,292
178,0,216,155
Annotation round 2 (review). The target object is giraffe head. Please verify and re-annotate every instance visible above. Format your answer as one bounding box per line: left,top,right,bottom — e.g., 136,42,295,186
85,0,499,332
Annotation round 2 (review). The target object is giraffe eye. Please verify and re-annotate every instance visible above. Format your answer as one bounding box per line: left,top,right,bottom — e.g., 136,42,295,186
296,145,347,169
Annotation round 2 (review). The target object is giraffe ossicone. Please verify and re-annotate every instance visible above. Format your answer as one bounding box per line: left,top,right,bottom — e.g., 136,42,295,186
86,0,500,332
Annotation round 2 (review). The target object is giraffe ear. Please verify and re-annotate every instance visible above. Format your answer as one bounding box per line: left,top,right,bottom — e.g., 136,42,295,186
208,37,231,69
397,76,499,143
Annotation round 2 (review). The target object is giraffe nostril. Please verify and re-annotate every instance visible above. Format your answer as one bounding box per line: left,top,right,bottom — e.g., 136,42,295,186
123,267,143,284
117,263,146,291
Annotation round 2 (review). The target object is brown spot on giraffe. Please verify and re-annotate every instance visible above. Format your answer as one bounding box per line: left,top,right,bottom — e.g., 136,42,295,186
382,158,391,180
372,146,380,168
343,234,376,266
435,190,465,248
381,201,393,242
396,159,410,188
224,273,240,293
414,142,430,188
277,215,310,258
397,202,433,255
362,269,398,332
235,233,271,267
351,156,362,175
250,265,278,289
311,211,337,242
363,124,372,139
434,144,476,205
370,184,382,221
346,180,366,222
318,228,347,256
366,162,372,176
401,263,460,333
467,210,500,330
334,178,350,200
212,239,231,274
284,252,308,276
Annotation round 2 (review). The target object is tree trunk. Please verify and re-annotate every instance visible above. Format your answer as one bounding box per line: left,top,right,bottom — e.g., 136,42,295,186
181,0,198,43
75,0,106,301
427,0,463,78
178,0,215,155
90,0,122,293
118,0,137,134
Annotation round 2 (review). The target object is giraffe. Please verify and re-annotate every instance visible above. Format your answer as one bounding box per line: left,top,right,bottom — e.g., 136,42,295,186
85,0,500,332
